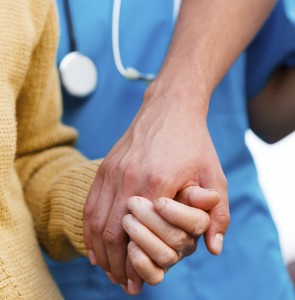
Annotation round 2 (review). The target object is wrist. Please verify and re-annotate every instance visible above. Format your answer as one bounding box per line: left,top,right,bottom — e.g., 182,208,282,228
144,76,211,120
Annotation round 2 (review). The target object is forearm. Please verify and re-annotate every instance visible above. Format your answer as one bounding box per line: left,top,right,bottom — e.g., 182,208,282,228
147,0,276,115
248,67,295,143
85,1,275,289
16,145,100,260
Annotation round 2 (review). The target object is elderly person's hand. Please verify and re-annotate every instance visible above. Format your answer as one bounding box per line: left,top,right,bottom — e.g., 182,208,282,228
119,187,220,295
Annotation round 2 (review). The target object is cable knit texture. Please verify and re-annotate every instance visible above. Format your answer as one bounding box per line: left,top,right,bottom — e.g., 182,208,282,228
0,1,100,298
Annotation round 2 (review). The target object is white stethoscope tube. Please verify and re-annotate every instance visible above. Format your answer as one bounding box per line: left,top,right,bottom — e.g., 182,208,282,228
60,0,182,97
112,0,151,80
112,0,182,81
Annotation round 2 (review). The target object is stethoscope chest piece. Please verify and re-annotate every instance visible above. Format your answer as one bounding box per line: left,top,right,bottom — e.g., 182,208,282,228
59,51,98,97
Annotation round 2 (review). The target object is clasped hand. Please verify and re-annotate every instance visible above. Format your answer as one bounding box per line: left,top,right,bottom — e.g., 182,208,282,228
121,188,220,293
83,91,230,295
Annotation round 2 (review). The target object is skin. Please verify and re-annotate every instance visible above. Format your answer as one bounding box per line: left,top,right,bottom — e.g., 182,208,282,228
108,187,220,295
84,0,276,291
248,67,295,143
287,260,295,285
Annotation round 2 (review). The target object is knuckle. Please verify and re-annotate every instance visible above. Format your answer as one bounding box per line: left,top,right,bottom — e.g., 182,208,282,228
157,249,178,268
103,229,120,245
146,171,166,190
212,206,231,233
191,212,210,236
169,230,190,251
217,212,231,229
177,243,197,260
89,216,104,236
121,163,137,184
83,203,93,220
182,240,198,257
180,238,197,256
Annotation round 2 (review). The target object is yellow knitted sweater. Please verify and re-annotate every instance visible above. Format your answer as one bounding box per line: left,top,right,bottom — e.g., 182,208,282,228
0,1,100,298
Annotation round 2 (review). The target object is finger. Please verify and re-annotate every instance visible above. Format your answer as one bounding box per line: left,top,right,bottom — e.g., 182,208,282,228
176,186,220,211
127,196,195,256
124,255,144,295
128,241,164,286
86,176,115,270
83,169,108,265
90,221,109,269
83,169,103,252
104,194,129,284
154,197,210,237
105,272,119,285
123,214,178,269
204,191,230,255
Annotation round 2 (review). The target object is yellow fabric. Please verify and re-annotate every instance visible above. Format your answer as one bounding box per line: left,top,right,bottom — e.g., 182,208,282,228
0,1,100,298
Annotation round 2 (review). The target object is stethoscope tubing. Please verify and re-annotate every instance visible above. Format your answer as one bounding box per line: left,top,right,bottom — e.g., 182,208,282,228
60,0,182,97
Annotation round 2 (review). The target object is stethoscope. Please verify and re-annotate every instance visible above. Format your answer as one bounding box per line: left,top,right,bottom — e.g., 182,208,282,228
59,0,182,98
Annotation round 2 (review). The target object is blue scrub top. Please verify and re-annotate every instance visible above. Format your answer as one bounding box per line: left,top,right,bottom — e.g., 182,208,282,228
46,1,295,299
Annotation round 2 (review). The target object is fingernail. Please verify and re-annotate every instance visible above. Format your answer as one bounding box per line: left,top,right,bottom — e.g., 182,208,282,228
192,187,217,198
88,250,97,265
154,197,167,210
213,233,224,254
208,188,218,193
106,272,118,284
128,279,135,295
128,240,138,255
207,189,220,198
127,196,139,211
120,284,129,294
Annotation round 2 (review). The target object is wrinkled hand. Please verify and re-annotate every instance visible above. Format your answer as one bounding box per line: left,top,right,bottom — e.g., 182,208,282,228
83,90,230,287
121,187,220,295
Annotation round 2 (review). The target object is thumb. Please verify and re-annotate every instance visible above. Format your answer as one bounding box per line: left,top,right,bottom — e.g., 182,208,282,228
176,186,220,211
176,185,229,255
204,198,230,255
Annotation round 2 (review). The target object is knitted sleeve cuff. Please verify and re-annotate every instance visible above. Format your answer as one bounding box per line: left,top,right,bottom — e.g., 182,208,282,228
44,159,101,260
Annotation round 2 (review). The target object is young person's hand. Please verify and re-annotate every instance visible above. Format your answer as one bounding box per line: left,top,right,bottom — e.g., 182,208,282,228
83,0,275,287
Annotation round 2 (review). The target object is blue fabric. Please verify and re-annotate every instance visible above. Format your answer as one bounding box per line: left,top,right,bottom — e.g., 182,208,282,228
246,0,295,98
45,0,295,299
